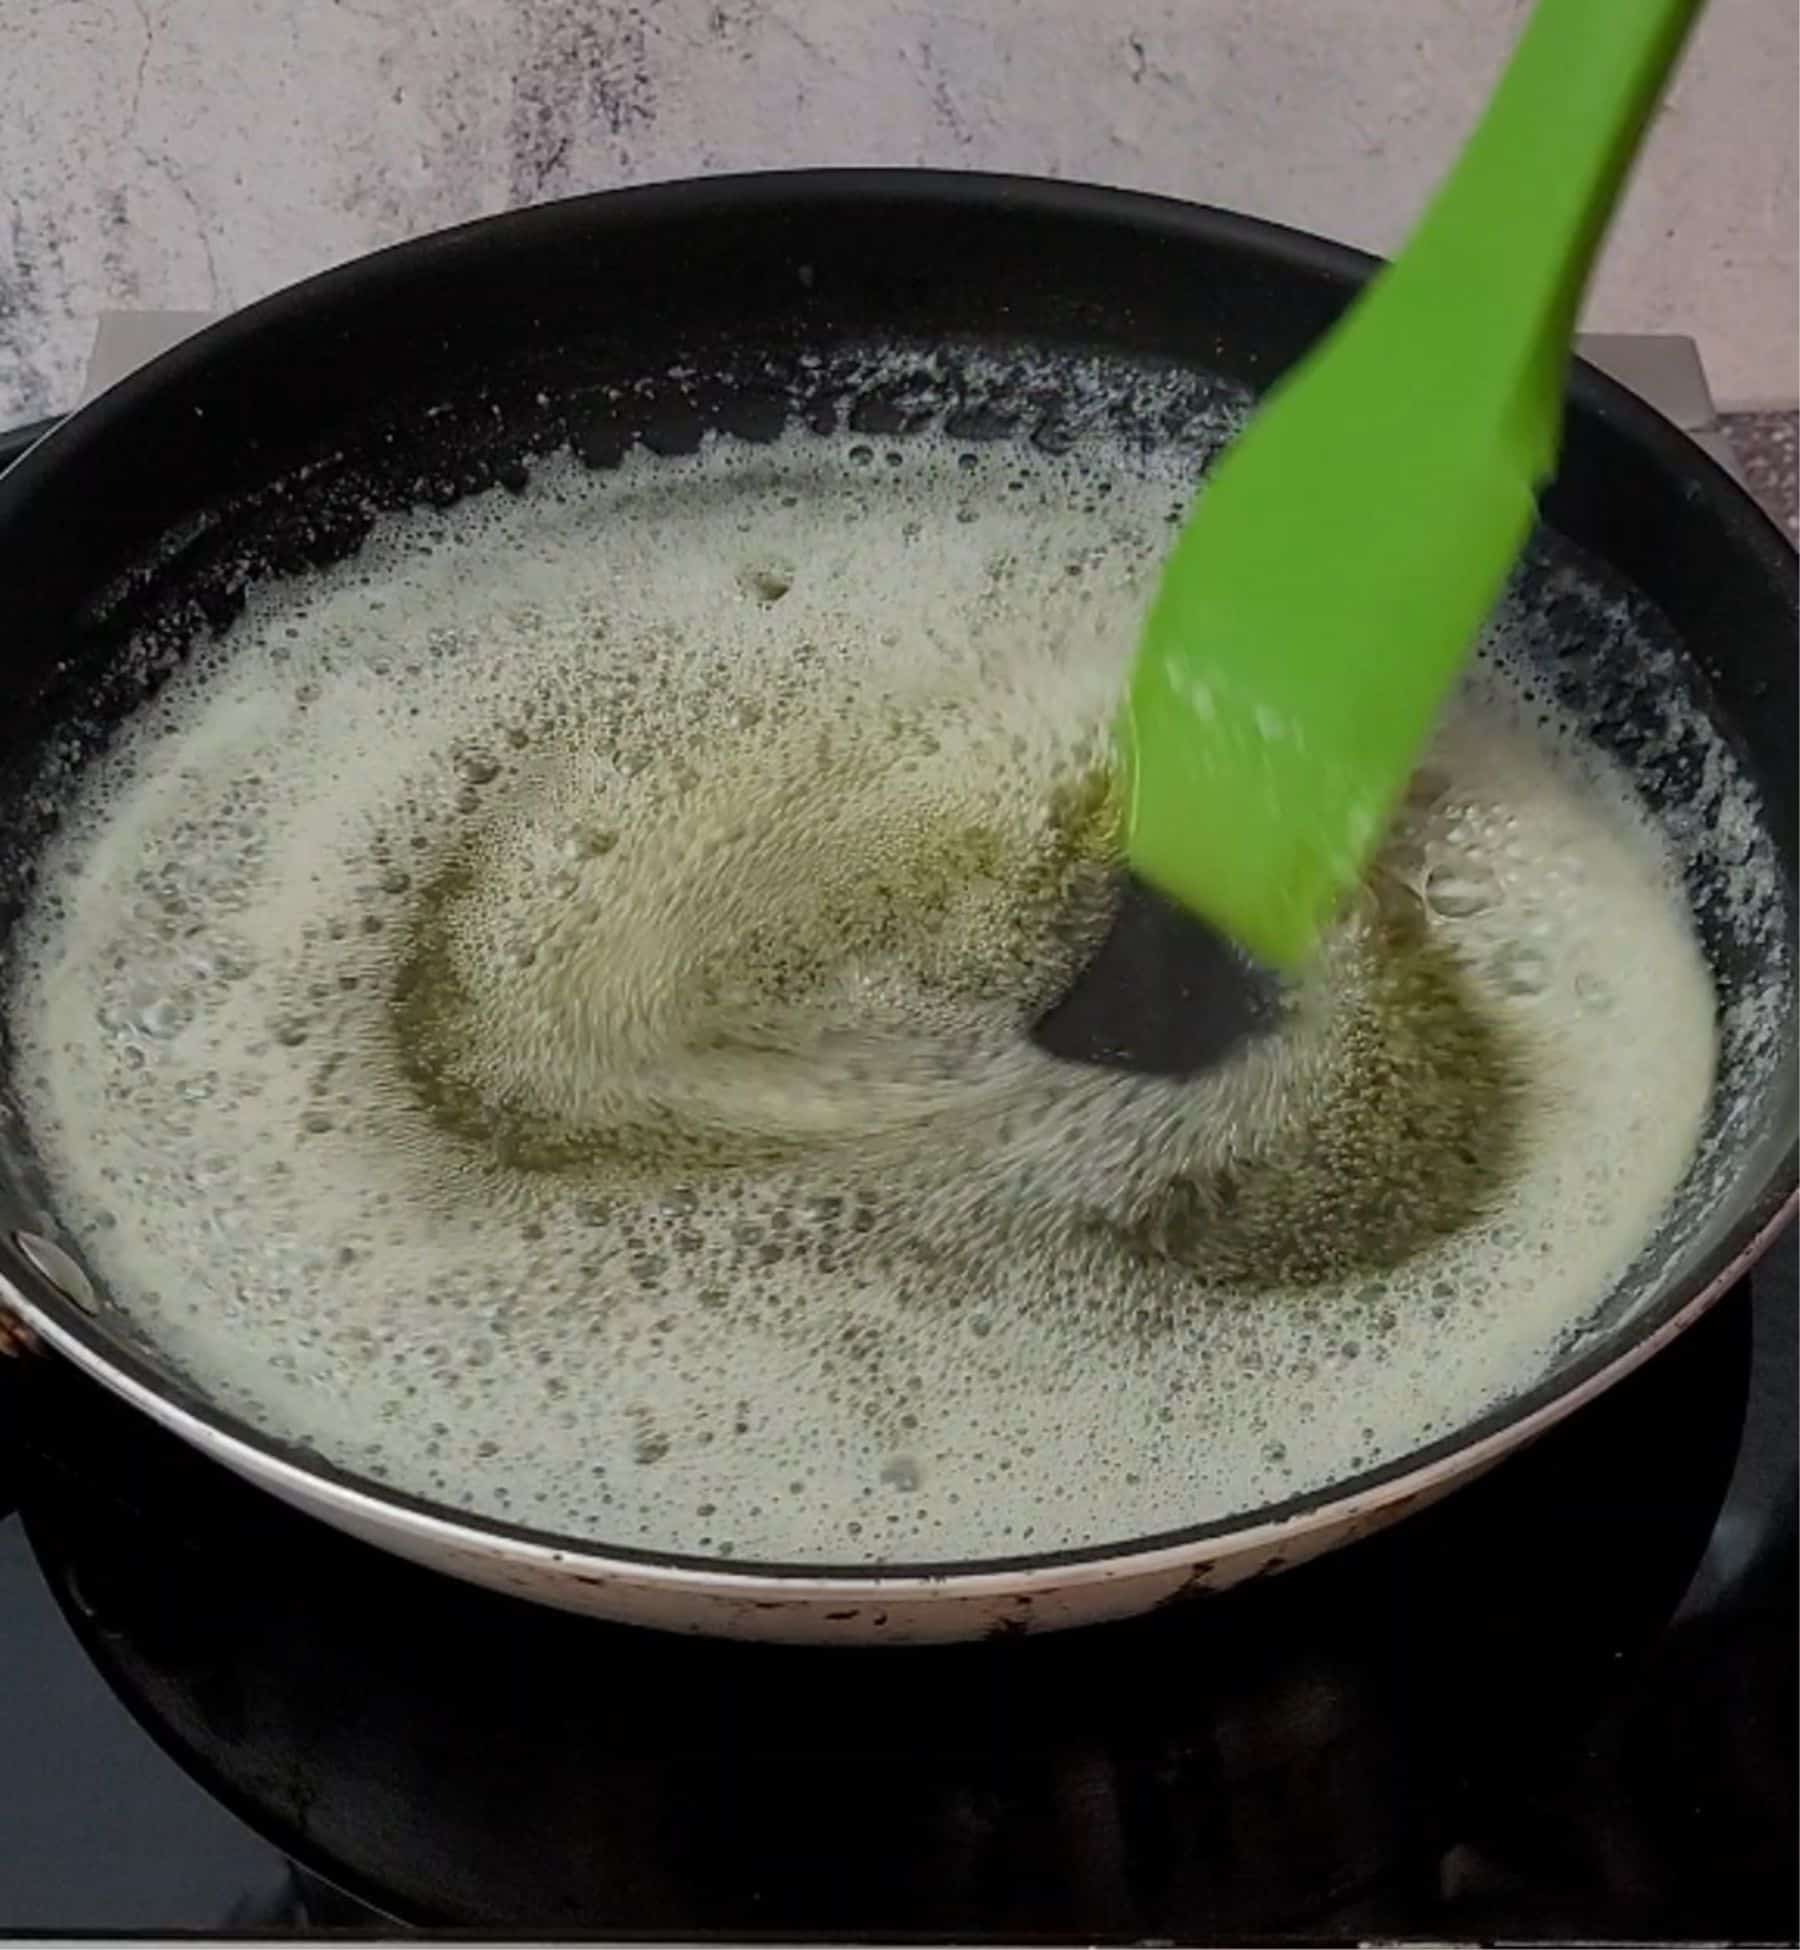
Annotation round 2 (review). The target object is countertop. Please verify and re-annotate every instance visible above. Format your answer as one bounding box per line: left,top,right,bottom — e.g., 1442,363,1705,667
1722,408,1799,543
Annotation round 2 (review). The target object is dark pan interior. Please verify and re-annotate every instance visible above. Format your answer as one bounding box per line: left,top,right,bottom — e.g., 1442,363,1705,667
0,173,1793,1580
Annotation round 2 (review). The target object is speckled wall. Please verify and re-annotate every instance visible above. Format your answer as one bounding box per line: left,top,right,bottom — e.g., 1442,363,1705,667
2,0,1795,423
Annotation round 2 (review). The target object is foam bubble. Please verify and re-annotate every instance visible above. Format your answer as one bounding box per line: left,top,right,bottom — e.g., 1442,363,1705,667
5,415,1735,1565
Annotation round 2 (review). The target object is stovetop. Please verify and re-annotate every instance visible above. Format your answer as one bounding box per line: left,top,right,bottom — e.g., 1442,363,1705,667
1,330,1795,1943
0,1227,1792,1940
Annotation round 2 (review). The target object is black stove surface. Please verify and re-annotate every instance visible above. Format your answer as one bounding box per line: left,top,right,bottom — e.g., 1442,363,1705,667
0,1223,1792,1942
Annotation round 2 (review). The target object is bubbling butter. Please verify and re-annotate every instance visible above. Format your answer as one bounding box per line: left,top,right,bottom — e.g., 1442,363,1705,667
7,421,1719,1564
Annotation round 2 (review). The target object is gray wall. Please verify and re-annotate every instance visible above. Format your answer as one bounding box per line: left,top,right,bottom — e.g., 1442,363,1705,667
3,0,1795,423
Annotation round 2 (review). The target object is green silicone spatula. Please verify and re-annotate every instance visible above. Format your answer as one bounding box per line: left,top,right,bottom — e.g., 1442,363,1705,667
1033,0,1703,1077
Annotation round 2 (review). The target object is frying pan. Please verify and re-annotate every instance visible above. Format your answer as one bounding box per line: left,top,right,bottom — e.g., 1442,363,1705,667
0,173,1793,1643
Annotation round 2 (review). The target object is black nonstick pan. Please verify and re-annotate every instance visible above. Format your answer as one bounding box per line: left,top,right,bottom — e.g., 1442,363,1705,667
0,173,1792,1641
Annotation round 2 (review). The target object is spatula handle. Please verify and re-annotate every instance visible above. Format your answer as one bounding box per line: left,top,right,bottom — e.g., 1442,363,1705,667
1373,0,1704,477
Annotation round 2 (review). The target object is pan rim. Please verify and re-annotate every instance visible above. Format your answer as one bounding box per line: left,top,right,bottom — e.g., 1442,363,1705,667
1,169,1794,1591
4,167,1797,569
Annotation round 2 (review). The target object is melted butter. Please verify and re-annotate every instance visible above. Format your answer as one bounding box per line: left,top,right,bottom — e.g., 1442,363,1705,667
8,421,1719,1564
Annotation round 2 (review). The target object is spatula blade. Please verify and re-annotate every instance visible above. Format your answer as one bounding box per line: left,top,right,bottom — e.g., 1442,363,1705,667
1029,873,1283,1078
